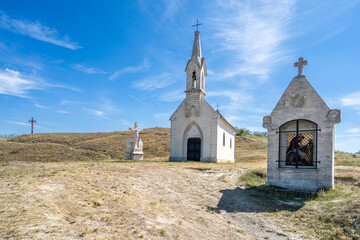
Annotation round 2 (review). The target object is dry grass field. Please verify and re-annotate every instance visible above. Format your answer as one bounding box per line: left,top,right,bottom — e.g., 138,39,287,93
0,128,359,239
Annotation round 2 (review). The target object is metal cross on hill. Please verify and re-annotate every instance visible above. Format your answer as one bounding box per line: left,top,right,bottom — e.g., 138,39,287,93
28,117,36,134
192,19,203,31
294,57,308,76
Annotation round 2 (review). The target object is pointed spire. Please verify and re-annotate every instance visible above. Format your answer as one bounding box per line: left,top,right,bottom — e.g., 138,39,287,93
191,31,202,59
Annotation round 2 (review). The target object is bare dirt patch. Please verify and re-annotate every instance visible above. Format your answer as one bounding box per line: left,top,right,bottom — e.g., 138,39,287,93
0,161,309,240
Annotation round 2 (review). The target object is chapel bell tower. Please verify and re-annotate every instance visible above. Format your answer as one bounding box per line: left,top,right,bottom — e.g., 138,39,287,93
184,30,207,117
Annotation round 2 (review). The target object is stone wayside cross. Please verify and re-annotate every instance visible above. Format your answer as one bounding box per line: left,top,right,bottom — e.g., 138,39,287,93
294,57,308,76
129,122,142,149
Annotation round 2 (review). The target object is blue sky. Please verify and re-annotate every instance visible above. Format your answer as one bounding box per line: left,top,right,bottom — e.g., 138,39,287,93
0,0,359,153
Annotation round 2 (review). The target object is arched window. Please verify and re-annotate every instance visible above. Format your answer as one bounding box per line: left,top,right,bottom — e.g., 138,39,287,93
279,119,318,169
192,71,196,88
223,132,225,146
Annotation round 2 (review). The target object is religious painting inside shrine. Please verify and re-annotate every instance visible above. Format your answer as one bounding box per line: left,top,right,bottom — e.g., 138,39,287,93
279,120,317,168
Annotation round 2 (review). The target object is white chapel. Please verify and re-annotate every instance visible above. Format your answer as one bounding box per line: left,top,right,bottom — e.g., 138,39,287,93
169,30,236,163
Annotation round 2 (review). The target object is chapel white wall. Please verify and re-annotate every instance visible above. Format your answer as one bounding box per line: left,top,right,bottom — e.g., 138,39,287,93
216,120,236,163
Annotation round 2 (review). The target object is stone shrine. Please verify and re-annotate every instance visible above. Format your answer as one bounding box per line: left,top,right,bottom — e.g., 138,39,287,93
169,30,236,163
263,57,341,191
125,122,144,160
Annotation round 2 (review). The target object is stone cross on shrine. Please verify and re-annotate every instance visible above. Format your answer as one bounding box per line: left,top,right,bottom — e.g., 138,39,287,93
294,57,308,76
129,122,142,149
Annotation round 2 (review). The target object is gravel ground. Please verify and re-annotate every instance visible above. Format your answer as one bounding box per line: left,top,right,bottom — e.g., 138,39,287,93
0,161,308,240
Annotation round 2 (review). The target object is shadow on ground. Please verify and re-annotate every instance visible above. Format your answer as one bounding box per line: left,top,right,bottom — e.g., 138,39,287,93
214,186,308,213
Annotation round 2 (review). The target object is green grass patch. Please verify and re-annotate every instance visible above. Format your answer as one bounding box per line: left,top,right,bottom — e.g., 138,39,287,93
239,169,267,187
239,170,359,239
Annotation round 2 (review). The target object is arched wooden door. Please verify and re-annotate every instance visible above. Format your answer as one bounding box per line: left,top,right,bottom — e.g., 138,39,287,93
187,138,201,161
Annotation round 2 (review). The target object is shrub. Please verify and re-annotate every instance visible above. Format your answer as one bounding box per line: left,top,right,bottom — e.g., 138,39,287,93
253,131,268,137
236,128,251,136
0,133,17,139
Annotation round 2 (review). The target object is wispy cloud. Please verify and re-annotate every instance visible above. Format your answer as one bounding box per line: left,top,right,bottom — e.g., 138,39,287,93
83,108,109,120
128,94,145,105
207,90,254,111
154,112,171,120
57,110,69,114
0,67,79,98
133,73,175,90
83,97,121,120
5,120,30,126
159,89,184,102
247,126,265,133
119,119,130,127
346,128,360,134
73,64,107,74
33,102,47,109
341,91,360,108
138,0,184,23
109,60,149,81
210,1,294,80
0,68,42,97
335,135,360,153
0,11,81,50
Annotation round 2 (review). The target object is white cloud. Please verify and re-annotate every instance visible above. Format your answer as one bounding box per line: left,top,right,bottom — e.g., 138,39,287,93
341,91,360,108
0,11,81,50
335,135,360,153
57,110,69,114
346,128,360,134
210,1,294,80
83,108,109,120
128,94,145,105
0,68,42,97
138,0,184,23
159,89,184,102
247,126,265,133
133,73,175,90
82,97,121,120
154,112,171,120
34,102,47,109
109,60,150,81
73,64,107,74
207,90,254,111
119,119,130,127
5,120,30,126
207,70,214,75
225,115,247,123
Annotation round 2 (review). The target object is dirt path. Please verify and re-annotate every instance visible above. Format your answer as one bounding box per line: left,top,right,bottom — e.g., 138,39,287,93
0,161,308,239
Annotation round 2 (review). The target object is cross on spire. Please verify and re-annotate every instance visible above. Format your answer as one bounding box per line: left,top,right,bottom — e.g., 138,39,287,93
192,19,203,31
28,117,36,134
294,57,308,76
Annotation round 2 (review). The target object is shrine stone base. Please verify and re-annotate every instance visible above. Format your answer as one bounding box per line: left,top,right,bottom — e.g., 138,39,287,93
130,149,144,160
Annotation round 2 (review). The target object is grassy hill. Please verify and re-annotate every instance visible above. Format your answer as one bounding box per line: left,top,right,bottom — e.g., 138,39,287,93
0,128,170,162
0,128,268,163
1,128,357,166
